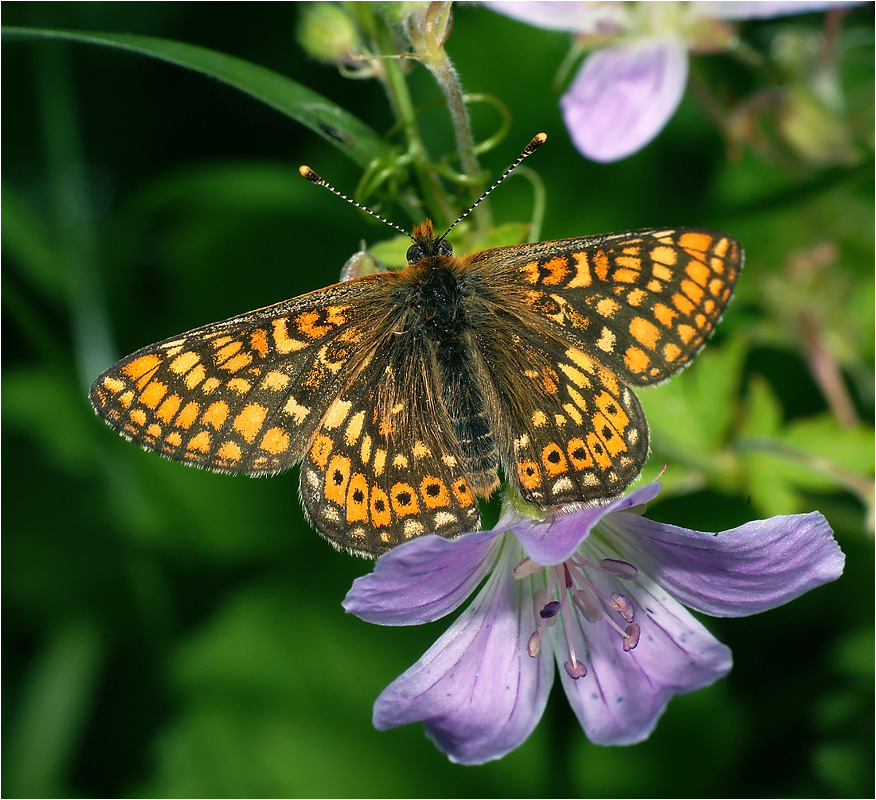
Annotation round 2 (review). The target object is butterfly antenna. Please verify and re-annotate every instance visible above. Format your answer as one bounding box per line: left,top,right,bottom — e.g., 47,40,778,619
298,165,413,240
439,132,547,241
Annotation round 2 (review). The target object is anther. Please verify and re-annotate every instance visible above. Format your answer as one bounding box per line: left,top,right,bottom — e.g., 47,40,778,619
610,592,635,623
623,623,641,652
564,659,587,680
540,600,562,619
527,631,541,658
599,558,639,579
572,589,604,623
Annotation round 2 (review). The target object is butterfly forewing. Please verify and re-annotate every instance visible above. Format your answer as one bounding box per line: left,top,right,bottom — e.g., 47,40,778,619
470,228,742,387
90,279,389,475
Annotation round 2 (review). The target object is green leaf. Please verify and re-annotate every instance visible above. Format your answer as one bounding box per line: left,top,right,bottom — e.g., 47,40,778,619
2,26,393,169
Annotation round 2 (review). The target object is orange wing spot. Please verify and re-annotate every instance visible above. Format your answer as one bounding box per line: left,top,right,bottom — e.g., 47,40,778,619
615,255,642,271
629,317,660,350
593,250,610,280
165,431,183,447
420,476,451,509
370,487,392,527
177,402,200,429
211,336,233,349
650,245,678,266
272,318,306,354
613,269,639,284
260,426,290,455
250,328,269,357
129,408,147,426
653,303,677,327
586,431,613,469
118,390,135,408
713,237,730,258
202,378,222,394
451,479,474,507
185,364,206,389
146,423,162,439
310,434,333,468
624,346,650,374
652,264,673,282
187,430,211,453
517,460,542,491
296,311,331,340
232,403,268,443
344,411,365,446
677,324,697,344
568,252,592,288
685,258,710,287
672,292,695,316
262,371,290,391
592,412,625,456
140,381,168,409
596,327,616,354
541,256,570,285
123,354,161,381
324,454,352,505
345,473,369,523
227,378,252,394
567,438,593,469
708,278,725,298
679,231,714,253
703,299,716,315
681,279,704,305
596,391,630,430
390,483,420,517
169,352,199,374
694,313,707,329
203,401,229,430
626,288,646,306
596,297,620,318
156,394,182,423
217,441,241,463
373,449,387,477
102,376,125,393
521,260,540,284
541,443,569,477
532,409,549,428
221,352,252,373
663,342,682,362
647,279,663,293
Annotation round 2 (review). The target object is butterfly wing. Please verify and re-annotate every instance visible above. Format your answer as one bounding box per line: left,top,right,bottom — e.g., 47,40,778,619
470,228,742,387
89,277,393,475
298,323,482,556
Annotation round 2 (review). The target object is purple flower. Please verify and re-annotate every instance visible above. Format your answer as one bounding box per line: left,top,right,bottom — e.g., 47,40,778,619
486,1,860,162
344,482,844,764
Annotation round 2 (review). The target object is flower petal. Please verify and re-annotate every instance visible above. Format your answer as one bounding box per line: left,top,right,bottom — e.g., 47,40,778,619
557,560,732,745
484,0,629,34
614,511,844,617
693,0,864,20
373,541,554,764
343,529,500,625
513,482,663,565
560,36,688,162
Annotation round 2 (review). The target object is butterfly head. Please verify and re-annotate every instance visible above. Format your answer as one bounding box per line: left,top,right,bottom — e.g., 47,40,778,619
407,220,453,265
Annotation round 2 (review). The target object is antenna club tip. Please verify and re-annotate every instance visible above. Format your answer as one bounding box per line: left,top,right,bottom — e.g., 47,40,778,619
526,132,547,153
299,165,321,182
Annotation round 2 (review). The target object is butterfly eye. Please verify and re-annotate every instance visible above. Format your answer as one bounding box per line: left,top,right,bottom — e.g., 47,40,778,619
437,240,453,257
406,243,425,264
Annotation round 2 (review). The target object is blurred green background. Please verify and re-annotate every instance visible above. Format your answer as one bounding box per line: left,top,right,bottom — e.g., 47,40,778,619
3,3,873,797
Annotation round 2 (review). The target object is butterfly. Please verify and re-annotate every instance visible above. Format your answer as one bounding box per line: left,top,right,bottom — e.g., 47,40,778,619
90,134,742,557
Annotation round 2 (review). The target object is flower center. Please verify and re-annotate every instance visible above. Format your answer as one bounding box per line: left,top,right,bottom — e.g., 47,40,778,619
513,554,641,680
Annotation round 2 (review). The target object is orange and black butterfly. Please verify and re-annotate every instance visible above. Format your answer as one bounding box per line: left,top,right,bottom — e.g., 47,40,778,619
90,134,742,556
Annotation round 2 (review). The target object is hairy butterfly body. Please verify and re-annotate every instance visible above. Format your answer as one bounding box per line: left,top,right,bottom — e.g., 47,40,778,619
90,136,742,556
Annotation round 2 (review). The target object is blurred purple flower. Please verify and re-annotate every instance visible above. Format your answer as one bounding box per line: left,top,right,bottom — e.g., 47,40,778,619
344,481,844,764
486,1,860,162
